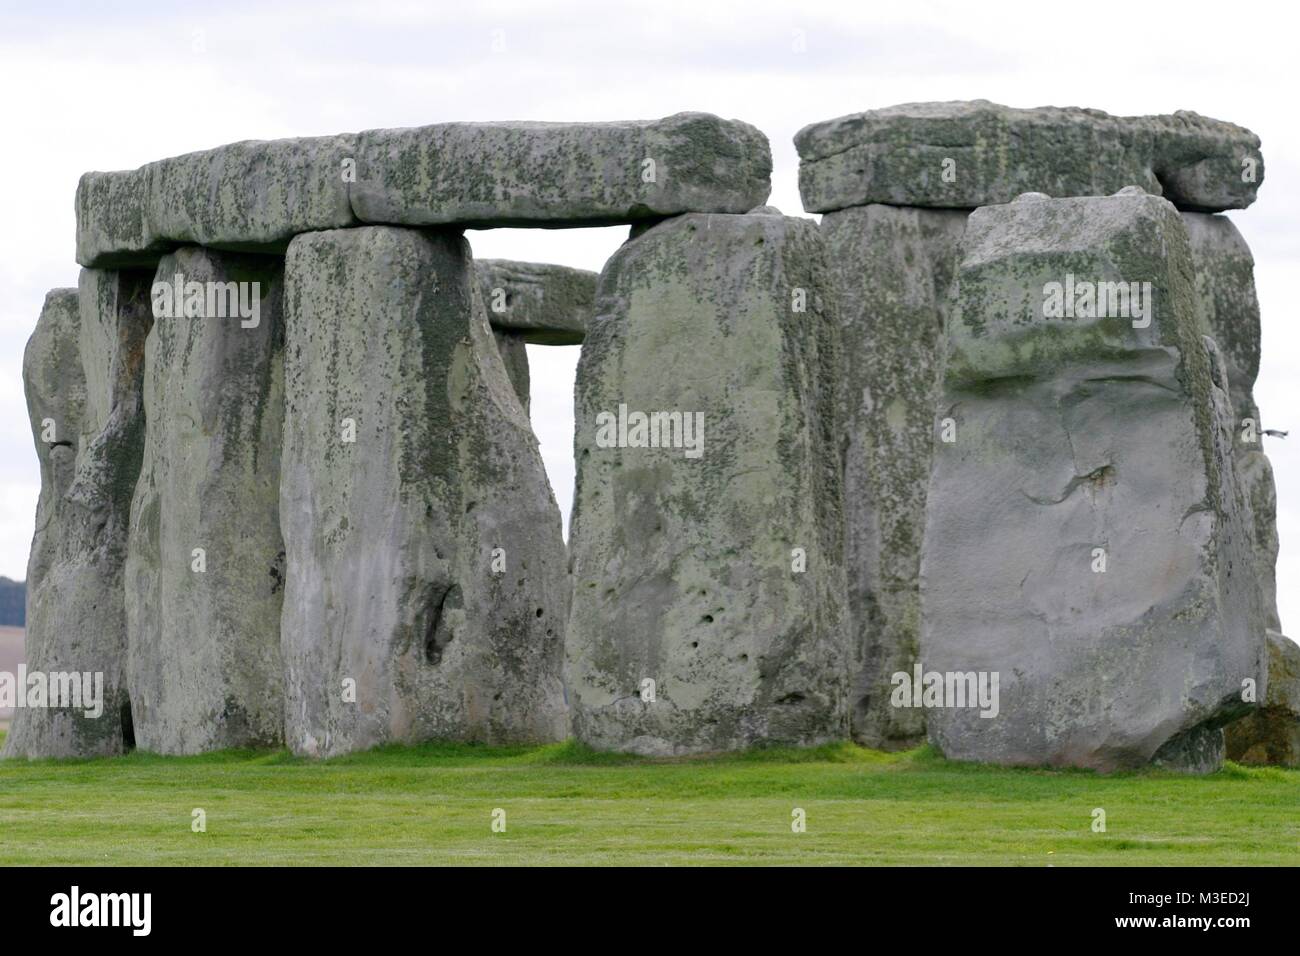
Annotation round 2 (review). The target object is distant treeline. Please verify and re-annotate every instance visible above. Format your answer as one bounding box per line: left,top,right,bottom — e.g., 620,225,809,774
0,577,25,627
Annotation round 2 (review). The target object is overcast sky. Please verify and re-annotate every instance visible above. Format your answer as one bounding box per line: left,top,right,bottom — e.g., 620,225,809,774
1,0,1295,627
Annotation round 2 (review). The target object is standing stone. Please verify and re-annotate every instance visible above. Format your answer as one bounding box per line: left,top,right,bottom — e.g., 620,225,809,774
1182,211,1281,631
475,259,597,345
4,272,153,757
280,226,568,757
819,204,966,749
566,208,848,755
492,330,531,413
1225,631,1300,766
922,189,1265,772
795,101,1262,214
124,248,286,754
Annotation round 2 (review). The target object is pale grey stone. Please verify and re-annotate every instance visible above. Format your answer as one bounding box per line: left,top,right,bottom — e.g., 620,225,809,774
1181,212,1280,632
819,204,966,749
4,272,153,757
493,330,531,412
280,226,568,757
76,135,358,268
796,100,1262,213
349,113,771,229
921,190,1266,772
124,248,286,754
566,210,848,755
475,259,596,345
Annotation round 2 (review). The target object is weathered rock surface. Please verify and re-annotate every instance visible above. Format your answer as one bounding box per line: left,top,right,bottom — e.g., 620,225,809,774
796,101,1262,213
76,135,358,268
475,259,597,345
349,113,771,229
4,272,153,757
566,209,848,755
492,330,531,412
921,189,1265,772
819,204,967,749
1225,631,1300,766
280,225,568,757
1182,211,1280,631
77,115,772,268
124,248,286,754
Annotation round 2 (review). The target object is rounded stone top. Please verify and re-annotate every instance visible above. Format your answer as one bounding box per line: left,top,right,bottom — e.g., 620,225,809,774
1011,192,1052,203
1113,185,1150,196
747,204,784,216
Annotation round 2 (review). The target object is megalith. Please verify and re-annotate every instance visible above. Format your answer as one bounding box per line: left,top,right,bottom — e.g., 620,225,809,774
795,101,1262,214
1182,211,1281,631
1225,630,1300,766
566,208,848,755
819,204,966,749
4,271,153,757
921,189,1265,772
124,247,287,754
280,226,568,756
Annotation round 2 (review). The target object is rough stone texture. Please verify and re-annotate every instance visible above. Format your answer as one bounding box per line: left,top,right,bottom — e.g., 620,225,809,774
796,101,1262,214
475,259,597,345
566,209,848,755
280,226,568,757
76,135,358,268
4,272,153,757
921,189,1265,772
78,115,772,268
492,330,531,412
1182,211,1281,631
349,113,771,229
1225,631,1300,766
124,248,287,754
819,204,967,749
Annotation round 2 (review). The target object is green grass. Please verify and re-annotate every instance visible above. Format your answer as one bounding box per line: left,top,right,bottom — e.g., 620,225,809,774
0,730,1296,865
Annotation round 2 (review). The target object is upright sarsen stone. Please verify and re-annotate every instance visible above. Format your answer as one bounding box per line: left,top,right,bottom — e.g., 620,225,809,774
921,190,1265,771
1182,211,1281,632
124,248,286,754
819,204,966,749
4,272,152,757
280,226,568,756
566,209,848,755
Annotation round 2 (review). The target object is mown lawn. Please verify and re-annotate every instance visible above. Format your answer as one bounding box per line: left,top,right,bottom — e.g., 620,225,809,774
0,731,1296,865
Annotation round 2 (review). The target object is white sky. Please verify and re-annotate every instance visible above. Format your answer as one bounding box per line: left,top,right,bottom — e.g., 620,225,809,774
0,0,1295,628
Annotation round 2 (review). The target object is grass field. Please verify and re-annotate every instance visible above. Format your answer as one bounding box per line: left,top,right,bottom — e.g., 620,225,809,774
0,730,1296,865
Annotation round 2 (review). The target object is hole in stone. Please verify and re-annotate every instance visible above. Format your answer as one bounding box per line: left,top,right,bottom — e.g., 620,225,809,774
120,700,136,751
777,692,806,705
701,614,714,624
535,607,544,617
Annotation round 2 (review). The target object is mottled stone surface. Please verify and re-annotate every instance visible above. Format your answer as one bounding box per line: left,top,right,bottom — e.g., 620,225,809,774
350,113,771,229
124,248,286,754
280,226,568,757
921,189,1265,772
76,135,358,268
566,209,848,755
1182,211,1280,631
475,259,597,345
796,101,1262,213
492,330,531,412
78,115,771,268
4,272,153,757
1225,631,1300,766
820,204,967,749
